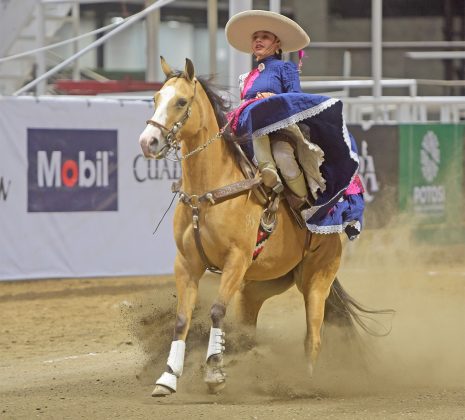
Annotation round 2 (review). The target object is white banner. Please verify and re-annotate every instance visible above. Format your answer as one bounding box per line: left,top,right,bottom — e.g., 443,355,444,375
0,96,180,281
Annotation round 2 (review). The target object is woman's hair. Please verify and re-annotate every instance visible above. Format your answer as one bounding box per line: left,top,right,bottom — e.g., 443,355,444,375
274,35,282,59
274,48,283,60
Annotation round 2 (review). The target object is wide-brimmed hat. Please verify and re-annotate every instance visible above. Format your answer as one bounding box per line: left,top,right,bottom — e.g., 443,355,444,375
225,10,310,53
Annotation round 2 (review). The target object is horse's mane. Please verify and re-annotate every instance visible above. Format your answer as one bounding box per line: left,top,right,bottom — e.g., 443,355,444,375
166,72,241,159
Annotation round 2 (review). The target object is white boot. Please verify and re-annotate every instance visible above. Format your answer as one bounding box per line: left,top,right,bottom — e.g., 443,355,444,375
253,135,282,188
286,172,308,198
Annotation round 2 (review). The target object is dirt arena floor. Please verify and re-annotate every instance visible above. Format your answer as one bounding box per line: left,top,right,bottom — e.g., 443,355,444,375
1,229,464,419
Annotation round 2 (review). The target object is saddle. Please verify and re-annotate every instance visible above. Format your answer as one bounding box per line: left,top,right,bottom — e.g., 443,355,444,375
232,142,308,230
170,140,308,272
171,141,308,230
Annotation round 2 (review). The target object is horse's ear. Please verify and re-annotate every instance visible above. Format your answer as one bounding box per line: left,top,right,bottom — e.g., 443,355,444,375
160,56,173,78
184,58,195,82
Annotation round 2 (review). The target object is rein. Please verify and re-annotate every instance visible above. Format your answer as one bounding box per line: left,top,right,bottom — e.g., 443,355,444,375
180,121,230,160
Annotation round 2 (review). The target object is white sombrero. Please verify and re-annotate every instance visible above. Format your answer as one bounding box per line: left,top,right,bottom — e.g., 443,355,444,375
225,10,310,53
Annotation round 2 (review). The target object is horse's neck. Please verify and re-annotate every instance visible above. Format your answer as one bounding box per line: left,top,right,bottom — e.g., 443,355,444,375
180,125,241,195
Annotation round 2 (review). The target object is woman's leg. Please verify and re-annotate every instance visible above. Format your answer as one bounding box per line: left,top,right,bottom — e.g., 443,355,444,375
272,140,308,198
253,134,282,188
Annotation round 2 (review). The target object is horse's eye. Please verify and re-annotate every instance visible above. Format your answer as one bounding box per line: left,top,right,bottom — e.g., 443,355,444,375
177,98,188,107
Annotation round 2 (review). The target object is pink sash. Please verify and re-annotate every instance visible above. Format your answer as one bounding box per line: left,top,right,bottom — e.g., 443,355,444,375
227,69,262,133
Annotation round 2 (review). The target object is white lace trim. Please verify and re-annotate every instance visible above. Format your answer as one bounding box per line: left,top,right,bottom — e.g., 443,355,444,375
238,72,250,95
252,97,339,139
338,116,361,205
342,116,360,166
299,107,360,220
306,224,344,234
250,97,360,222
306,220,361,235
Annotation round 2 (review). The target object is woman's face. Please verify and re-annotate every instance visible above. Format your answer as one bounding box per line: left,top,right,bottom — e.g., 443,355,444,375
251,31,280,60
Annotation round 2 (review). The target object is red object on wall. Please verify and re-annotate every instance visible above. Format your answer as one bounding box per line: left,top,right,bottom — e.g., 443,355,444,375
54,79,163,95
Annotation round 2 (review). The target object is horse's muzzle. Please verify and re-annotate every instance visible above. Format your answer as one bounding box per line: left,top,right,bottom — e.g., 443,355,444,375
139,134,161,159
148,137,160,155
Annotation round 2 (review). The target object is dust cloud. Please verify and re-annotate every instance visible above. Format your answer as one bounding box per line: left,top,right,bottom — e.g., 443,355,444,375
122,220,465,400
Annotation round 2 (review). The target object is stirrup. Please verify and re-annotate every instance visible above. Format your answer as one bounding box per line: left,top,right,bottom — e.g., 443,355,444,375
272,182,284,194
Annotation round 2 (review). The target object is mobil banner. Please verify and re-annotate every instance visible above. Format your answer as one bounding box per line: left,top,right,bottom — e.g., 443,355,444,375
398,124,464,227
0,95,180,281
27,128,118,212
348,125,398,228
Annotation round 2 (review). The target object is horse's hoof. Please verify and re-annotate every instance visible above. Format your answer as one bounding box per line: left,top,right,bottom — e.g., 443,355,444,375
204,367,226,394
151,384,174,397
207,381,226,394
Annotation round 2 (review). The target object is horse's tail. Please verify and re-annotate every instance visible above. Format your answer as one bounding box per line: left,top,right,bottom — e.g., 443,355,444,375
324,277,395,337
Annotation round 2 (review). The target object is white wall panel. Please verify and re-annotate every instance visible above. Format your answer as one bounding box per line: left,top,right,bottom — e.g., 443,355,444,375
0,95,179,281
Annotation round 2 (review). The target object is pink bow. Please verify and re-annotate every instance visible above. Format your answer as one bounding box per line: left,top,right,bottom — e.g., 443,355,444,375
298,49,306,72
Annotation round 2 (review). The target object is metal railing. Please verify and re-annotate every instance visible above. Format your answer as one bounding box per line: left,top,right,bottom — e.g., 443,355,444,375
301,79,418,97
5,1,464,125
342,96,465,124
84,92,465,124
12,0,175,96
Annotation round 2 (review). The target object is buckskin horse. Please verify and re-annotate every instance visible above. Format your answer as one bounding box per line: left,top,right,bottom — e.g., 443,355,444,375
138,57,387,397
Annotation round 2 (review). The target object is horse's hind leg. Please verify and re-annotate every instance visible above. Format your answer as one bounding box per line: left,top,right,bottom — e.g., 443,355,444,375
152,253,204,397
204,250,250,393
295,233,342,376
235,272,296,326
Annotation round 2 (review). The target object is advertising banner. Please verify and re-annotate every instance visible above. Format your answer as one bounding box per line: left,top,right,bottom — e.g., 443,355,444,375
2,96,463,281
398,124,464,241
27,128,118,212
0,96,180,281
348,125,399,228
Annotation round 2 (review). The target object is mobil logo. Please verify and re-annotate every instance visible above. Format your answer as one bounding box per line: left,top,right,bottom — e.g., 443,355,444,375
28,128,118,212
37,150,110,188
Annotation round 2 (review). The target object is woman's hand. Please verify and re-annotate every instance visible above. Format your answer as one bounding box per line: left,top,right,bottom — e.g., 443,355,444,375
256,91,275,99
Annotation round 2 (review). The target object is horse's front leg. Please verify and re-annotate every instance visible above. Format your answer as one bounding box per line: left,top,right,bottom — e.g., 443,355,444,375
152,253,204,397
204,249,250,393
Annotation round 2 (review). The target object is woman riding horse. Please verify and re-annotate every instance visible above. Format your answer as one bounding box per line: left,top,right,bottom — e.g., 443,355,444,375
138,10,382,398
226,10,365,240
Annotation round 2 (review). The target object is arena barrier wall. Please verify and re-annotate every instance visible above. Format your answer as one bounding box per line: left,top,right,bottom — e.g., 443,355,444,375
348,125,399,229
350,123,465,243
0,96,180,281
398,124,465,243
1,96,463,281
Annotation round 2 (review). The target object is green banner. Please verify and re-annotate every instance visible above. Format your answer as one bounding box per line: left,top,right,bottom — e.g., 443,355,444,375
399,124,464,240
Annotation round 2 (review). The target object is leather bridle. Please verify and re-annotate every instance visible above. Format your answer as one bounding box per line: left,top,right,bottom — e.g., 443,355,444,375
143,77,278,273
145,80,197,159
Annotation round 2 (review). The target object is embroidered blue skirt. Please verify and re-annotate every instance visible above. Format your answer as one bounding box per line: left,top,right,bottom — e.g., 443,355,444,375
234,93,364,237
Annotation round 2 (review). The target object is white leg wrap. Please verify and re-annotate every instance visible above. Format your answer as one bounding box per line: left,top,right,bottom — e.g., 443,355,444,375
206,327,225,361
155,371,177,392
166,340,185,377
